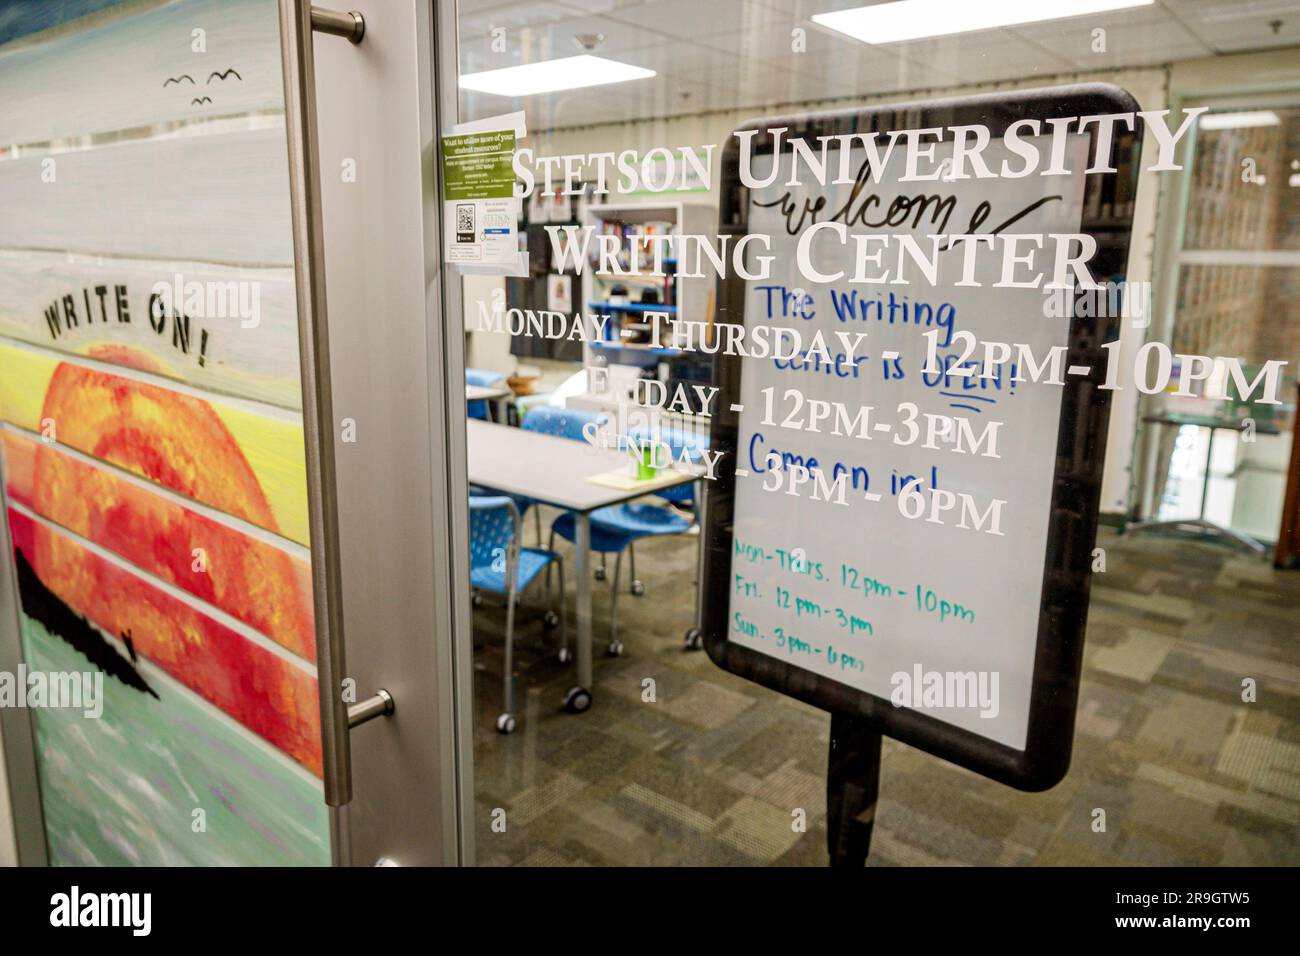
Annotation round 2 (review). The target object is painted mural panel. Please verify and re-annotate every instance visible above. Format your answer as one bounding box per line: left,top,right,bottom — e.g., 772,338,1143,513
2,432,315,659
0,130,295,264
0,0,307,408
0,251,302,409
0,342,311,547
0,0,330,865
9,509,322,775
0,0,287,146
24,615,330,866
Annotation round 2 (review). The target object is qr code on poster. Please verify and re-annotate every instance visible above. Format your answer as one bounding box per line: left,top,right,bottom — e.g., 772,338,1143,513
456,203,475,242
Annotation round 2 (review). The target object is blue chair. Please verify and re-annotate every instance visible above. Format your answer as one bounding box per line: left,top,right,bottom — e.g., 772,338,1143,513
466,367,506,421
510,405,609,545
549,505,692,656
637,425,709,650
469,495,566,734
548,423,705,656
522,404,605,440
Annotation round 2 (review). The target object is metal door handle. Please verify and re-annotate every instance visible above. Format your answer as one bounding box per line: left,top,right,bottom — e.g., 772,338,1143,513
349,689,395,728
310,7,365,43
278,1,384,811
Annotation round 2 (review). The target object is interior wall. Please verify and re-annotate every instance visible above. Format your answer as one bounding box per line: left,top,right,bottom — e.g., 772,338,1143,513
464,273,513,374
1169,46,1300,99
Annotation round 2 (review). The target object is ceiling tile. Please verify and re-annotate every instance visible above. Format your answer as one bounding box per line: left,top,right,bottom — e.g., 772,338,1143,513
1162,0,1300,20
457,1,584,36
1164,0,1300,53
598,0,785,38
457,24,673,81
885,33,1078,85
607,40,744,75
1007,3,1212,66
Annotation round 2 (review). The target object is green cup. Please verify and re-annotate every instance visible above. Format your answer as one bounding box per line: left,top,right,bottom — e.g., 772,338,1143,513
637,443,657,481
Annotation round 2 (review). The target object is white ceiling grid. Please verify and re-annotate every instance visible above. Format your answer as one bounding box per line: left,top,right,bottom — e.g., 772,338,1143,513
456,0,1300,128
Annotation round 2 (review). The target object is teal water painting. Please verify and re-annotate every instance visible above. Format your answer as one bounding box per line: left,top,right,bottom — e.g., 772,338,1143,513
22,614,330,866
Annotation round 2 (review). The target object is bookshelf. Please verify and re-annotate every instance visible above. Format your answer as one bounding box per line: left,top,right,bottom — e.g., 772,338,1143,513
572,201,714,419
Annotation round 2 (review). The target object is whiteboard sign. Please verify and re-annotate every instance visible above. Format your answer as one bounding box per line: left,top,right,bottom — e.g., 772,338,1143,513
702,86,1141,789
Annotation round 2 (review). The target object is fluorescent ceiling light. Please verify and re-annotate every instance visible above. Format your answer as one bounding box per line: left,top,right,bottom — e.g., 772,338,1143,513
1199,110,1281,130
813,0,1154,45
459,55,655,97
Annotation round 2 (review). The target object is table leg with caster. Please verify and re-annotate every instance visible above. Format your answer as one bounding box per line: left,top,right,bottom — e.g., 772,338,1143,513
564,511,593,713
684,476,706,651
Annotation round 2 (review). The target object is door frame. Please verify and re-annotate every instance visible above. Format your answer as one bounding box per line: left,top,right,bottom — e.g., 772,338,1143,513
431,0,479,867
297,0,476,865
0,458,47,865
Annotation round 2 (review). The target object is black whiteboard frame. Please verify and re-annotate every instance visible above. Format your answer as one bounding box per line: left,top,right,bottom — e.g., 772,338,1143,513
702,83,1142,792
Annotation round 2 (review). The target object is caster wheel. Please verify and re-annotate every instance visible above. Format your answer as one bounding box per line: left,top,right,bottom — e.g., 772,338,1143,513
471,592,482,608
683,627,703,651
607,640,624,657
543,609,560,630
630,580,645,597
495,713,517,734
557,646,572,664
594,567,606,582
563,686,592,713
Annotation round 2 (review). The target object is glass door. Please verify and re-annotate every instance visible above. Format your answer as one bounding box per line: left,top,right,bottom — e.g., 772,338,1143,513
0,0,333,865
435,0,1300,870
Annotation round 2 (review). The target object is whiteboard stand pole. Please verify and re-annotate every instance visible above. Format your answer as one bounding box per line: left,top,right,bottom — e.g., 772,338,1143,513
826,713,882,867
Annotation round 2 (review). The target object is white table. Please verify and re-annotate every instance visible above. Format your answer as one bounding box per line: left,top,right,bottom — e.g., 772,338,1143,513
466,419,697,712
466,384,512,423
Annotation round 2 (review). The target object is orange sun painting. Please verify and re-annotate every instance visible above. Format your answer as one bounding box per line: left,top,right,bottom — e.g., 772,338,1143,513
7,344,321,773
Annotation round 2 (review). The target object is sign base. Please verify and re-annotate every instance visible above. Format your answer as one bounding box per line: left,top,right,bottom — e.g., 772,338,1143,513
827,712,882,868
